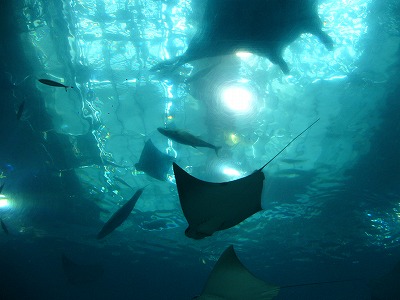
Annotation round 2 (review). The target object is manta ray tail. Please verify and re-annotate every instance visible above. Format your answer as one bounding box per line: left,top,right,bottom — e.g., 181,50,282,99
259,118,320,171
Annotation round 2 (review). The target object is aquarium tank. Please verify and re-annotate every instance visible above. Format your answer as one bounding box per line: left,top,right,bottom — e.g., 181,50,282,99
0,0,399,299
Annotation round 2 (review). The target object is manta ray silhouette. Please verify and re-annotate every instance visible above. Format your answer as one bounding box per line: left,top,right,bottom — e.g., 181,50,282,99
135,139,175,181
151,0,333,74
193,245,361,299
174,119,319,239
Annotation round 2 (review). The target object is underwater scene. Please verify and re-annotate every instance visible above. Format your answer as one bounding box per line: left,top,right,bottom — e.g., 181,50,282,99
0,0,399,299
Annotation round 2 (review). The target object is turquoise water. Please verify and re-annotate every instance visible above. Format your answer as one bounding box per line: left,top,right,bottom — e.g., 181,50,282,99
0,0,399,299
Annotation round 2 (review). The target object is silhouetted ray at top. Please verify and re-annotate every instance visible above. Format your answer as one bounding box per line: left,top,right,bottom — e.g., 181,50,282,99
174,119,319,239
151,0,333,74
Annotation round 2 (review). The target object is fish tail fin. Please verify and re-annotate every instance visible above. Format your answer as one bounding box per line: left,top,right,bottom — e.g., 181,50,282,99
150,56,184,73
215,146,222,156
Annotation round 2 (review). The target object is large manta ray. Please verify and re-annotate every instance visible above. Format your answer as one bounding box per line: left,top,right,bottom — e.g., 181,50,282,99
151,0,333,74
174,119,319,239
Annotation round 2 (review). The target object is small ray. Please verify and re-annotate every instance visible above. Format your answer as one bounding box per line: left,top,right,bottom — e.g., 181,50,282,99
38,79,73,92
135,139,175,181
158,128,221,156
174,119,319,239
1,219,9,235
61,254,103,285
151,0,333,74
96,187,146,239
193,245,280,300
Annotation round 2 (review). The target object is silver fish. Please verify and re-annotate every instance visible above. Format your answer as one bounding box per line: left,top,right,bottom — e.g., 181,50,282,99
38,79,73,92
1,219,9,235
157,128,221,155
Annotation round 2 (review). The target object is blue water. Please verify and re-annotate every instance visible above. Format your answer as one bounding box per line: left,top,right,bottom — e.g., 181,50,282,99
1,0,399,299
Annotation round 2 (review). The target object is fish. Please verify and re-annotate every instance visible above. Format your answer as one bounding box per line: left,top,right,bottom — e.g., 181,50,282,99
16,101,25,120
96,187,146,239
151,0,333,74
114,176,134,190
1,219,9,234
157,128,221,156
62,254,103,285
135,139,175,181
193,245,280,299
174,119,319,239
38,79,73,91
0,182,4,194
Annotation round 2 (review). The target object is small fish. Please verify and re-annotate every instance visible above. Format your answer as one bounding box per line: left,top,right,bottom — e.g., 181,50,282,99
38,79,73,92
16,101,25,120
0,182,4,194
157,127,221,155
96,187,146,239
1,219,9,234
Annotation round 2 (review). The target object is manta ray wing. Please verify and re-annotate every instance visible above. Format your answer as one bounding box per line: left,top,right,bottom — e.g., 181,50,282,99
198,245,280,300
173,163,264,239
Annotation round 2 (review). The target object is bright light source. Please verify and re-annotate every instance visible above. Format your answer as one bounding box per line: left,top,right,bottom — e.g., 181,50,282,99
221,85,254,112
236,51,253,59
222,167,241,177
0,195,9,208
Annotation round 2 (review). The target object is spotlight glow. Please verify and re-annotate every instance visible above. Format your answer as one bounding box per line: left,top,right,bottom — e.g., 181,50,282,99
222,167,241,177
0,195,9,208
221,85,254,113
236,51,253,59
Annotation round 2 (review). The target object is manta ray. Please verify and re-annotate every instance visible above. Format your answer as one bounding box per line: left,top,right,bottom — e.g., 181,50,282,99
193,245,280,299
193,245,361,299
174,119,319,239
151,0,333,74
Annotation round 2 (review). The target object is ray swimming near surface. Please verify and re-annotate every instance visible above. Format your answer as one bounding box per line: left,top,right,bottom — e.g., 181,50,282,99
135,139,175,181
61,254,103,285
96,187,146,239
158,128,221,156
38,79,73,92
151,0,333,74
174,119,319,239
